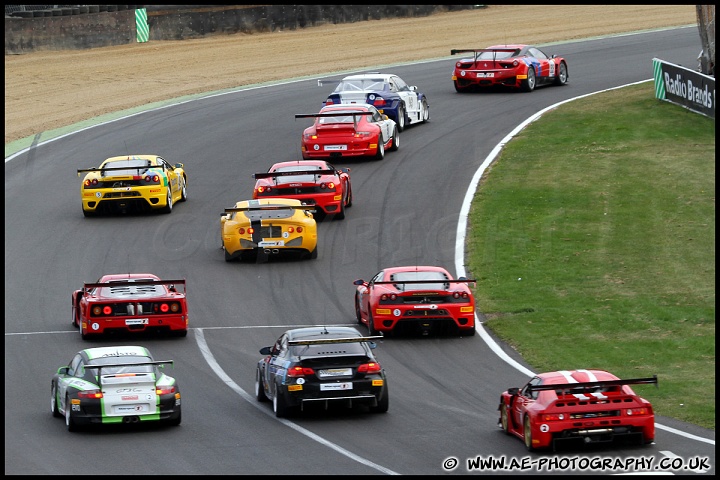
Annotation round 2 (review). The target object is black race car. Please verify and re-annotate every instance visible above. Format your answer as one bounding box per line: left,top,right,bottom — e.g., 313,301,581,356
255,326,389,417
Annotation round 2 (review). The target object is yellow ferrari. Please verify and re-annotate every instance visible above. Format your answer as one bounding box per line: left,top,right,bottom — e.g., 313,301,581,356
221,198,318,262
77,155,187,217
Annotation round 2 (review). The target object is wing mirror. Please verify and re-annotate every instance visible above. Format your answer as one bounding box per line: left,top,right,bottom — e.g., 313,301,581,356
259,346,272,355
353,279,366,286
508,387,520,396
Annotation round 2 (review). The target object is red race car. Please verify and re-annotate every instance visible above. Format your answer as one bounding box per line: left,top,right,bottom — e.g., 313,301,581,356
72,273,188,339
353,265,476,337
252,160,352,220
451,44,568,93
296,104,399,161
498,369,658,451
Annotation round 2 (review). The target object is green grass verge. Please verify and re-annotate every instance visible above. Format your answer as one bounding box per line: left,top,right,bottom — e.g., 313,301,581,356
466,82,715,430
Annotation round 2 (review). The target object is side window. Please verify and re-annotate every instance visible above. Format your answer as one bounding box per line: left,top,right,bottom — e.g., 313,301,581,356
521,377,542,400
529,48,547,60
68,354,82,377
276,336,290,359
388,81,397,92
394,76,409,91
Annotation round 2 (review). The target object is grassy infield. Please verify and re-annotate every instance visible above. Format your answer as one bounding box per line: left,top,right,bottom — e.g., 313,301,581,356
465,82,715,430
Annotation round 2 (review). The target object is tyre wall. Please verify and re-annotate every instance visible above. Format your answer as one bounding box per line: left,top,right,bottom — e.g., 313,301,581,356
5,5,479,55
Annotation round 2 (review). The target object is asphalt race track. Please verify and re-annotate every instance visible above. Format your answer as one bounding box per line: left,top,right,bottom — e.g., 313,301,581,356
4,27,715,475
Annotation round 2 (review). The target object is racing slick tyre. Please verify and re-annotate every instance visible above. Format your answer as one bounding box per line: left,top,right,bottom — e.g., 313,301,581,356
51,383,61,418
65,395,78,432
553,61,568,86
355,297,363,325
453,81,464,93
500,405,510,434
273,390,291,418
166,411,182,426
461,326,476,337
389,127,400,152
521,67,536,92
421,99,430,123
346,185,353,208
255,369,269,402
307,247,318,260
396,104,406,131
524,416,535,451
369,384,389,413
335,197,346,220
160,188,173,214
367,312,378,336
180,176,188,202
374,136,385,161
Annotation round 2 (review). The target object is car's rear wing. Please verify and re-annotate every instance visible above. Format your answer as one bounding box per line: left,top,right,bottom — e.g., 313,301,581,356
83,279,186,295
85,360,174,382
253,169,336,180
316,73,381,87
224,205,316,214
288,336,384,346
295,111,373,129
77,165,158,176
370,279,476,286
528,376,658,394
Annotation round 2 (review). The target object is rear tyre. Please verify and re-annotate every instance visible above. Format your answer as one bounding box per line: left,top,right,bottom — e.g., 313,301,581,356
307,247,318,260
369,384,389,413
65,395,78,432
461,326,476,337
355,296,363,325
180,176,188,201
345,184,353,208
524,416,535,451
335,198,346,220
367,312,378,336
273,389,290,418
166,410,182,426
374,136,385,160
521,67,536,92
160,188,173,214
389,127,400,152
396,104,406,131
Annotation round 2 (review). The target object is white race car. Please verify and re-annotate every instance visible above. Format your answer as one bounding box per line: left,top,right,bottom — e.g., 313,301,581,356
320,72,430,131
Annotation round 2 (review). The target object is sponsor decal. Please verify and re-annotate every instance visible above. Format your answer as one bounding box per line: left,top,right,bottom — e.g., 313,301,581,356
393,308,401,317
112,187,132,191
460,306,474,313
288,384,303,392
372,379,384,386
320,382,352,391
540,424,550,433
95,192,102,198
71,399,81,405
122,395,139,401
296,378,305,385
91,322,100,331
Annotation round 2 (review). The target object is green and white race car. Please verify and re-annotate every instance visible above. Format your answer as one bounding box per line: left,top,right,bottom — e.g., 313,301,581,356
51,345,181,431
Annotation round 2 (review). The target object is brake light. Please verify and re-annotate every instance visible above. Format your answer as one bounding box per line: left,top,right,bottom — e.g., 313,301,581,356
78,389,103,399
354,131,371,138
103,305,112,315
160,303,169,313
325,98,334,105
296,226,303,233
143,174,160,183
380,293,397,301
84,178,99,187
542,413,565,421
156,386,176,395
170,302,180,313
238,227,254,235
257,186,271,194
357,362,381,374
626,407,650,415
287,366,315,377
453,291,469,299
372,98,386,107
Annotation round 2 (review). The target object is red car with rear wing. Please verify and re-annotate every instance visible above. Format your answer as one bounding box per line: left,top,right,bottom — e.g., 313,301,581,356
498,369,657,451
72,273,188,339
296,104,398,161
252,160,353,220
451,44,568,93
353,265,476,337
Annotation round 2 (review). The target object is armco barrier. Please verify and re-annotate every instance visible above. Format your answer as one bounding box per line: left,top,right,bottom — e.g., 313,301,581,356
653,58,716,119
5,5,478,55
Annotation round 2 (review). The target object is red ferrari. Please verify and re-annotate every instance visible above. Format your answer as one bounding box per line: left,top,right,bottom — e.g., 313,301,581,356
451,44,568,92
296,104,399,161
72,273,188,339
252,160,352,220
498,369,657,451
353,265,476,337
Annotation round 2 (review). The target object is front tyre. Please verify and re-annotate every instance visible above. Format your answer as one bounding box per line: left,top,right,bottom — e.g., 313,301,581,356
395,104,406,131
51,382,61,418
255,369,268,402
553,61,568,86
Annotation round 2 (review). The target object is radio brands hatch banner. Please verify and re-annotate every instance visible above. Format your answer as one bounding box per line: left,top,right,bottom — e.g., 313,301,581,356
653,58,715,119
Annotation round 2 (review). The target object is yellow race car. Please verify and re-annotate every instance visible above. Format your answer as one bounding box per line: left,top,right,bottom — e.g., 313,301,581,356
221,198,318,262
77,155,187,216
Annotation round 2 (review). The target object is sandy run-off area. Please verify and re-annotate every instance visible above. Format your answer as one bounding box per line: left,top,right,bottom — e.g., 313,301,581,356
4,5,697,146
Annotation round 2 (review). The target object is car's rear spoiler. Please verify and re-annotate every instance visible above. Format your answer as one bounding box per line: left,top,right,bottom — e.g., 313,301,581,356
317,72,381,87
85,360,174,380
253,169,335,180
451,48,518,54
296,112,372,119
528,376,658,393
370,279,476,286
77,165,158,176
224,205,316,214
289,336,384,346
83,279,186,294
